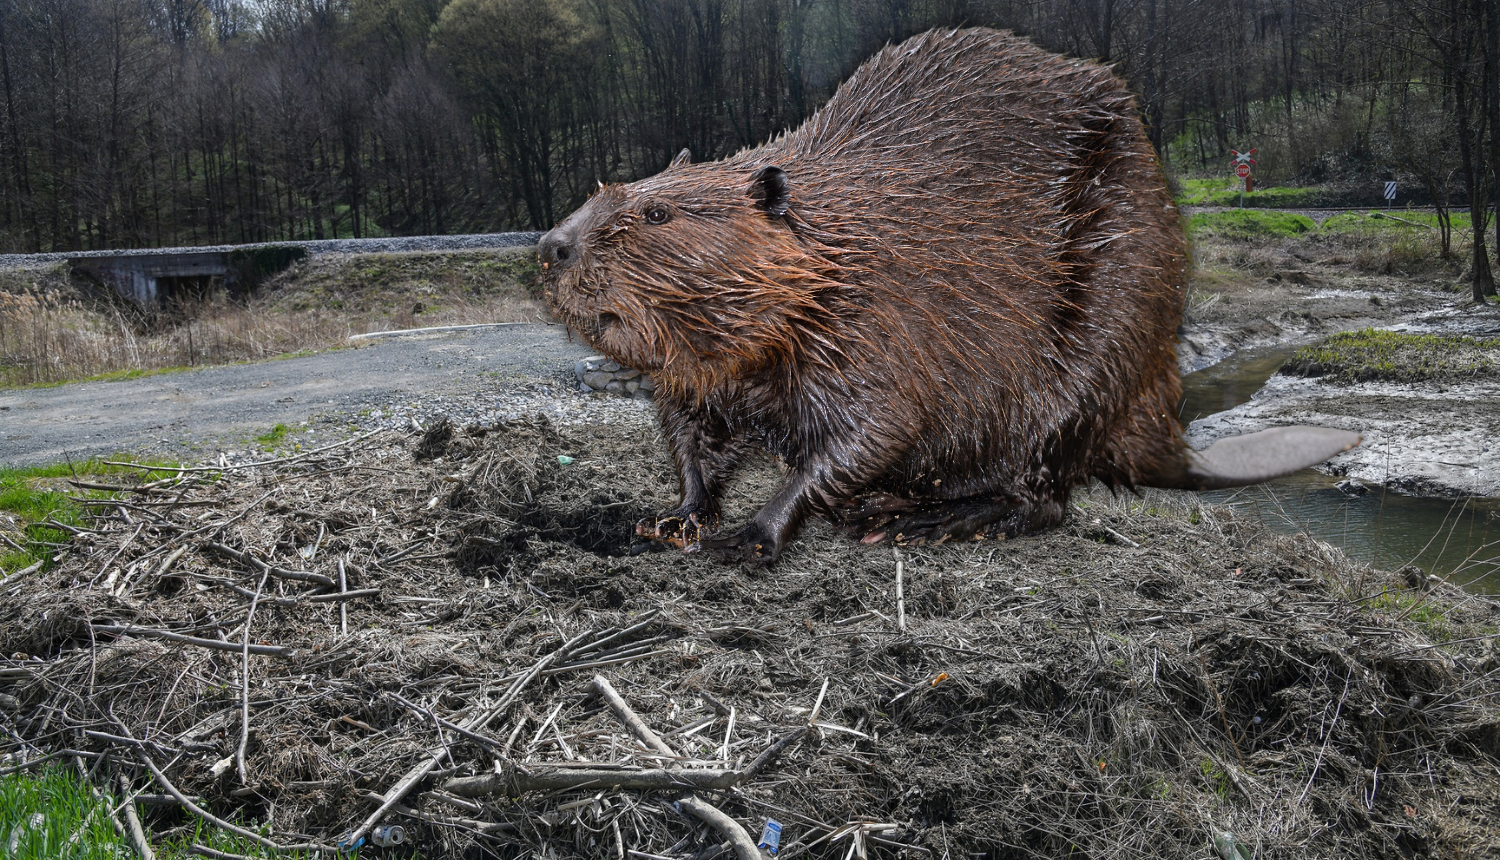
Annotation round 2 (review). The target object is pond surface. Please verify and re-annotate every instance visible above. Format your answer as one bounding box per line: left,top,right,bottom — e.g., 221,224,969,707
1180,344,1500,594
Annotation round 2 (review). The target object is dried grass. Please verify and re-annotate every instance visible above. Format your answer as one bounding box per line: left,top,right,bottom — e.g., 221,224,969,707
1,418,1497,859
0,250,546,388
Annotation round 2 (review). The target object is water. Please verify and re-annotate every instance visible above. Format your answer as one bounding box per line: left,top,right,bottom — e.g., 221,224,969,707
1180,344,1500,594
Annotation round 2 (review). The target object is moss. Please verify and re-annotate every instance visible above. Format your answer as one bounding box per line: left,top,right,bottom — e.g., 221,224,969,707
1282,328,1500,384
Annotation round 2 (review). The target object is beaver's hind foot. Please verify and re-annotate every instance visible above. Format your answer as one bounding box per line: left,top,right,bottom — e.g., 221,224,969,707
837,495,1064,546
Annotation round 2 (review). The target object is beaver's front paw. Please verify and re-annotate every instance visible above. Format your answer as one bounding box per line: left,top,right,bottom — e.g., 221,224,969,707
696,522,780,565
631,509,716,553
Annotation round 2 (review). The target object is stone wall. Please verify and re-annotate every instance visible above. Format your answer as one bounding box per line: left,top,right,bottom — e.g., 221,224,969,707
575,356,654,399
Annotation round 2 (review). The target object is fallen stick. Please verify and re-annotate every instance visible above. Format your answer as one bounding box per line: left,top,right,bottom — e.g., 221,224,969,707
359,792,517,835
591,675,676,757
386,691,505,750
676,795,761,860
344,628,597,850
118,774,158,860
745,726,810,779
135,748,332,852
546,648,676,675
894,547,906,632
237,567,271,786
592,675,760,860
90,624,292,658
442,765,744,797
104,429,384,474
201,542,336,587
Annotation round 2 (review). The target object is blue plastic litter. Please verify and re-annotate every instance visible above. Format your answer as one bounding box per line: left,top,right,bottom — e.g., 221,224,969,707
758,818,783,854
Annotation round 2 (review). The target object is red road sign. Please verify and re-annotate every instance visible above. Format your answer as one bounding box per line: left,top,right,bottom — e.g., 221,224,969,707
1235,163,1251,178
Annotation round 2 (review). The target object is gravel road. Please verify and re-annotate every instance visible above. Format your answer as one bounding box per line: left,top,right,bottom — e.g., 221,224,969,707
0,324,655,467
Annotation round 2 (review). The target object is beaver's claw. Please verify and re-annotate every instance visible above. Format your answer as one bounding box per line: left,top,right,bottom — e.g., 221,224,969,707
698,522,780,565
633,510,715,552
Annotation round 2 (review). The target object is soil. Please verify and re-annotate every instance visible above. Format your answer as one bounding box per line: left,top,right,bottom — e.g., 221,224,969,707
2,421,1497,859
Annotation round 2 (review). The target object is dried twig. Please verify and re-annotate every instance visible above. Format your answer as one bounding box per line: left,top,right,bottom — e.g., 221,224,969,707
443,765,744,796
345,629,597,850
237,567,271,785
592,675,676,757
90,624,292,658
135,746,332,852
104,429,385,474
118,773,158,860
676,795,760,860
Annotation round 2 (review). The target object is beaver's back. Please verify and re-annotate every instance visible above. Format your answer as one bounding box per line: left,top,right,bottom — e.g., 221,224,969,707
729,28,1187,492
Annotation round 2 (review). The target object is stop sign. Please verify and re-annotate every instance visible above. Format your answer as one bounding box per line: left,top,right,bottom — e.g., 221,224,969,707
1235,163,1251,178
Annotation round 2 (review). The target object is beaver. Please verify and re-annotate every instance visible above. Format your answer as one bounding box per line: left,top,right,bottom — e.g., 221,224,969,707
539,27,1358,563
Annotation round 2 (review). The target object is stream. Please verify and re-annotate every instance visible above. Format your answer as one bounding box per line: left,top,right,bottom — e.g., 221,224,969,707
1180,344,1500,594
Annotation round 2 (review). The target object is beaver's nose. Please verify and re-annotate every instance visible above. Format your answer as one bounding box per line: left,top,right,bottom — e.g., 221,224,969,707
538,227,578,272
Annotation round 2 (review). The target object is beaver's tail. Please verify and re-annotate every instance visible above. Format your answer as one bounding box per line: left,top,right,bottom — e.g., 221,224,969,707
1145,426,1362,491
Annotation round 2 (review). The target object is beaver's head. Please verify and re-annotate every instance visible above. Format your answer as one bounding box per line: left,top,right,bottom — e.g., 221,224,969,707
539,151,852,393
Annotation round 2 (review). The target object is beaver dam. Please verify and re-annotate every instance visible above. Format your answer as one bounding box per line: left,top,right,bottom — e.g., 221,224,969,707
1,418,1498,859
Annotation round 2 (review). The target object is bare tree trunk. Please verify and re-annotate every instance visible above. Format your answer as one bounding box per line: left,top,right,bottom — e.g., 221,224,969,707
1455,69,1496,300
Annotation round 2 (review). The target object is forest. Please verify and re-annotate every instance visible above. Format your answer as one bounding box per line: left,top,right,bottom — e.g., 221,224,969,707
0,0,1496,291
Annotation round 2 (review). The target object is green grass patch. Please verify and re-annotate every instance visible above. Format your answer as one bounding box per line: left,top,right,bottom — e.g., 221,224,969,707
1188,209,1317,239
256,423,290,448
1363,587,1453,642
1176,178,1319,208
1320,210,1474,234
0,459,179,574
0,767,131,859
0,767,346,859
1282,328,1500,384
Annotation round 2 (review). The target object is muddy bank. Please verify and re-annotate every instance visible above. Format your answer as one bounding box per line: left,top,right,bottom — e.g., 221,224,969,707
1178,227,1499,505
1187,373,1500,498
1177,266,1459,375
2,420,1497,859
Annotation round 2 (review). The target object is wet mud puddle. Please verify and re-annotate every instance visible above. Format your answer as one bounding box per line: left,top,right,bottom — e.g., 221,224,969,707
1180,343,1500,593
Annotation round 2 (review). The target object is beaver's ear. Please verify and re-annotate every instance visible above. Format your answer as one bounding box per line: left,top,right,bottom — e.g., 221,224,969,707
747,166,790,217
670,148,691,169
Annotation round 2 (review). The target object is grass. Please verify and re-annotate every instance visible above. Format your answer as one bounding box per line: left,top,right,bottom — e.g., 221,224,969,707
1188,209,1317,239
1282,328,1500,384
1320,210,1473,235
0,767,130,859
0,248,544,389
256,423,290,449
0,767,351,859
0,459,178,574
1176,177,1320,208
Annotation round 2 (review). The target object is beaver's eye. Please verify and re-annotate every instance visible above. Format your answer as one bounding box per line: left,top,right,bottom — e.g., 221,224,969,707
644,206,671,225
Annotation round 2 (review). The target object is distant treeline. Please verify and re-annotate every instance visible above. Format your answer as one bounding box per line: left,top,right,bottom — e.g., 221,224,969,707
1,0,1497,295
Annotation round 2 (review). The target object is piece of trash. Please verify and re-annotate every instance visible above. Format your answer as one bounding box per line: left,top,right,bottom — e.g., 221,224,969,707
1212,830,1252,860
371,824,406,847
210,755,233,777
337,833,365,852
758,818,783,854
557,455,575,465
931,672,950,687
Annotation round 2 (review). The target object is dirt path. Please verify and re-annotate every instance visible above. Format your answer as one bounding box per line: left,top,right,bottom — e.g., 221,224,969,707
0,323,597,467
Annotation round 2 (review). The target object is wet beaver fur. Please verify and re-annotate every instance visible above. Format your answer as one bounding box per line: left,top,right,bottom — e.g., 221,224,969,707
540,28,1358,563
